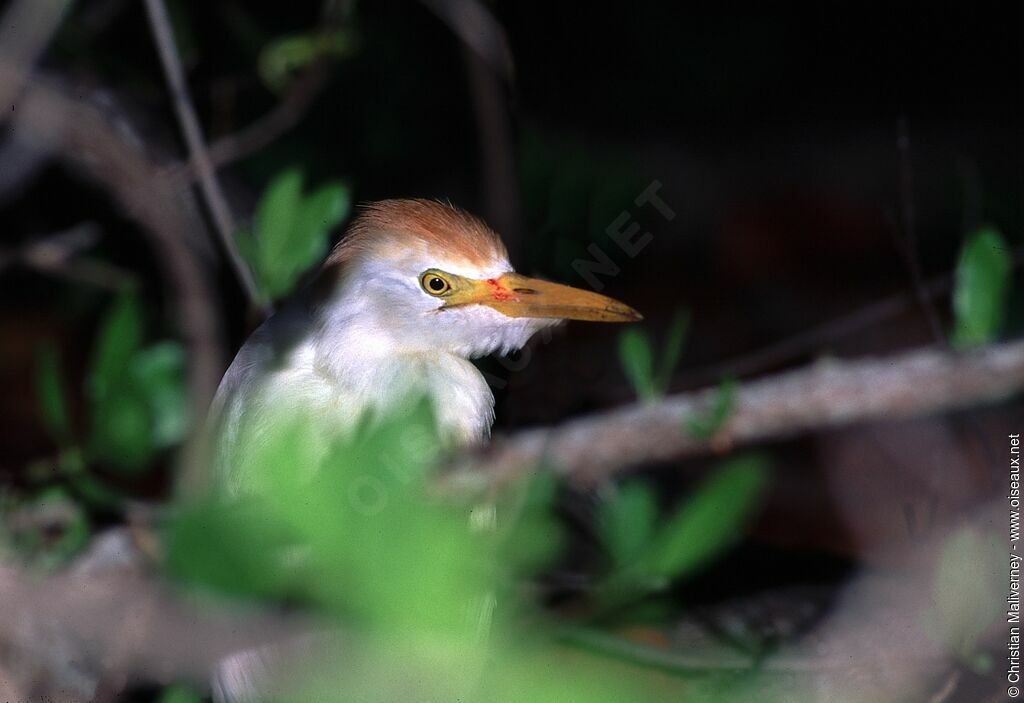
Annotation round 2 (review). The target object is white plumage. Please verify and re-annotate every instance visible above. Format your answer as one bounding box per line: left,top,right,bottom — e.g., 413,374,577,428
210,199,639,495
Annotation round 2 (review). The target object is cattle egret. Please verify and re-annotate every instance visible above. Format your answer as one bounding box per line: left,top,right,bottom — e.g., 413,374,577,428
210,198,640,494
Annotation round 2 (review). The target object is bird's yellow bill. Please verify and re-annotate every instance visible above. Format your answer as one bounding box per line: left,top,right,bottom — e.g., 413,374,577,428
447,272,642,322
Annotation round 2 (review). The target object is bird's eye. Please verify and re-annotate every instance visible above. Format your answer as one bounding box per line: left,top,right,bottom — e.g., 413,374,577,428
420,271,452,296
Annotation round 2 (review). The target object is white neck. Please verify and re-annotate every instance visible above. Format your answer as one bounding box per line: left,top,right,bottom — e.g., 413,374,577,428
309,295,495,445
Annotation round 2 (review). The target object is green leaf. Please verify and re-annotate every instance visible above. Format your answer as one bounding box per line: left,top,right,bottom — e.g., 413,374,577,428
254,168,303,291
240,171,351,300
495,470,562,574
642,455,769,580
88,293,143,401
35,345,71,444
931,527,1002,659
686,376,738,439
952,226,1012,348
618,328,655,402
258,30,357,92
654,309,689,394
598,482,658,571
90,385,154,472
131,342,189,448
86,294,159,472
158,684,203,703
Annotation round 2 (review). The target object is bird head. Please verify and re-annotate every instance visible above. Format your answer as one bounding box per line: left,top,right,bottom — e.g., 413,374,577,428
315,199,641,359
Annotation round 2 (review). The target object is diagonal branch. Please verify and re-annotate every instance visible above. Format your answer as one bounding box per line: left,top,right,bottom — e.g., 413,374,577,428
143,0,263,309
456,340,1024,486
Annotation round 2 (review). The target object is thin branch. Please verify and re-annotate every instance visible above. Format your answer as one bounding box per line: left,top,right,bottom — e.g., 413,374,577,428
166,63,330,186
0,0,69,113
419,0,514,82
143,0,263,309
0,222,137,290
674,247,1024,390
455,339,1024,486
894,116,946,342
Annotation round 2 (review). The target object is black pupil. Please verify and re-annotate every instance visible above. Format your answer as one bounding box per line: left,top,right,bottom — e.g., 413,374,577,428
428,277,445,291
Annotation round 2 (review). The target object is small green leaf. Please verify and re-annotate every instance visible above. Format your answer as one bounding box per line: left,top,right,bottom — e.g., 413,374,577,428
654,309,689,394
158,684,203,703
241,171,351,300
952,226,1012,348
642,455,769,580
931,527,1002,659
86,294,159,472
618,328,655,401
88,294,143,401
686,376,738,439
255,168,303,290
90,386,154,472
598,482,658,570
258,30,357,92
131,342,189,448
35,345,70,444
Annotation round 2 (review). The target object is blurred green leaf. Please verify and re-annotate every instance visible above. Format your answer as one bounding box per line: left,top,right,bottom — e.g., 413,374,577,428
84,295,186,474
642,455,769,580
88,293,142,400
598,482,658,571
240,169,351,301
654,310,689,393
90,386,154,472
931,527,1002,659
686,376,738,439
259,30,357,92
166,498,306,602
619,314,689,403
157,683,203,703
86,294,156,472
618,328,655,402
35,345,71,444
952,226,1012,348
130,341,188,448
495,470,563,575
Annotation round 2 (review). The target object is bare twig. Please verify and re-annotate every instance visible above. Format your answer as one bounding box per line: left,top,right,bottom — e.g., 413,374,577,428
165,64,329,188
143,0,262,309
456,339,1024,486
0,0,70,113
419,0,514,82
0,223,137,290
894,117,946,342
675,247,1024,389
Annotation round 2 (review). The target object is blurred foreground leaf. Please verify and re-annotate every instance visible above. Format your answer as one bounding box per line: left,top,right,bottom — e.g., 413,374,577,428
166,396,675,702
931,526,1002,660
952,226,1012,348
157,684,203,703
